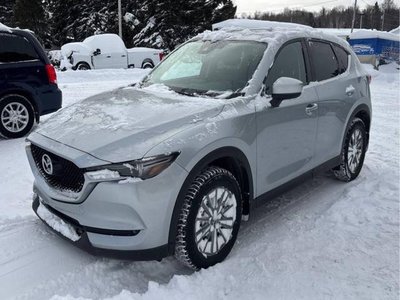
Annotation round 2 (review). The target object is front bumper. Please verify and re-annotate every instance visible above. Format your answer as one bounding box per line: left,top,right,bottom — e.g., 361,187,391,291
26,138,189,260
32,195,169,260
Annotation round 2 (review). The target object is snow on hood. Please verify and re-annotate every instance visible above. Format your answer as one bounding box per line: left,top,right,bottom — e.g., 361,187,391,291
36,86,225,163
61,42,92,56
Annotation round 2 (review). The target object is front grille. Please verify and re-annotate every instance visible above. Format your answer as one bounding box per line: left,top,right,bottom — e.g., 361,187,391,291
31,144,84,193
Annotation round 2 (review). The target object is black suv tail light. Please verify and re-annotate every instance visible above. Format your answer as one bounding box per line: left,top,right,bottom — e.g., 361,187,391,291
45,64,57,85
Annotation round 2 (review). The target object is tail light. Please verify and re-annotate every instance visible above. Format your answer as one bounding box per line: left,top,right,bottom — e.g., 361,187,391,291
367,75,372,84
45,64,57,85
159,52,165,61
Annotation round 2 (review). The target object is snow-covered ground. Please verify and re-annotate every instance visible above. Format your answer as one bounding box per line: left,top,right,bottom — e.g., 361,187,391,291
0,65,399,300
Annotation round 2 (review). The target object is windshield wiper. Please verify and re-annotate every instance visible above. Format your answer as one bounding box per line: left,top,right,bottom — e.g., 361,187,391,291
169,87,204,97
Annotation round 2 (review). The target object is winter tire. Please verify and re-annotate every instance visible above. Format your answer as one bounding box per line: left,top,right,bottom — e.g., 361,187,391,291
76,62,91,70
333,117,367,182
0,94,35,139
175,167,242,270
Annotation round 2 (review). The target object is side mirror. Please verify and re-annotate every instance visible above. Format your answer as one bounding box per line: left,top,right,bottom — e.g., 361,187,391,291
270,77,303,108
93,48,101,56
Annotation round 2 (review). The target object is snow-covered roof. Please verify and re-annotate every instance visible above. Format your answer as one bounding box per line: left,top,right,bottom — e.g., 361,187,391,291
212,19,312,31
350,29,400,42
201,20,350,52
0,22,12,33
390,26,400,35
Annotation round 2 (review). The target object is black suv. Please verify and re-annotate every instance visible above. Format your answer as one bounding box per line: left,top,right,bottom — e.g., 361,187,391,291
0,27,62,138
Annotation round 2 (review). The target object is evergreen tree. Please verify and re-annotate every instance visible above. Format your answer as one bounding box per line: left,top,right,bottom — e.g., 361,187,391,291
0,0,15,26
130,0,236,50
13,0,49,46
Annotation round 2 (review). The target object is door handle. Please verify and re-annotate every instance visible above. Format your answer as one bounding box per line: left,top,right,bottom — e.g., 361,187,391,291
121,55,126,57
106,55,111,58
305,103,318,116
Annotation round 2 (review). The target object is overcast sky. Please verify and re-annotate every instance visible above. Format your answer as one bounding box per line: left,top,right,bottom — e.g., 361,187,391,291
234,0,400,15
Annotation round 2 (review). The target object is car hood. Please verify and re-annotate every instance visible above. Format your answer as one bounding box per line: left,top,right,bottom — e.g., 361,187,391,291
36,86,225,163
61,42,92,56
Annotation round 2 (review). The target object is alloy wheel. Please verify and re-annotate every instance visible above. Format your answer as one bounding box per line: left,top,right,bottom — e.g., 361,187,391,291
194,187,237,257
1,102,29,133
347,128,363,173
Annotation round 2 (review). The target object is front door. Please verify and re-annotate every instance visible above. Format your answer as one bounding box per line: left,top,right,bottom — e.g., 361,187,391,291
255,41,319,196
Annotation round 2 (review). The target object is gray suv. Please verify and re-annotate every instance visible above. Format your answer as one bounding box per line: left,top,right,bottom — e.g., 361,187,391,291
26,25,371,269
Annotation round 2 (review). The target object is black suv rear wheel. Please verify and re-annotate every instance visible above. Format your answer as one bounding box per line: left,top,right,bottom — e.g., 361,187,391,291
0,94,35,139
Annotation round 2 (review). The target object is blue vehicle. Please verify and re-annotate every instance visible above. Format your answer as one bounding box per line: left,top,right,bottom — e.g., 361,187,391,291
0,26,62,139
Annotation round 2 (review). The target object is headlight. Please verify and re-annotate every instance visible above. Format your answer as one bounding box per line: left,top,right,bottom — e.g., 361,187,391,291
86,152,180,181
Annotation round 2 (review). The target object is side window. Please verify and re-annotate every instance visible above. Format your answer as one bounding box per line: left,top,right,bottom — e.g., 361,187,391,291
308,41,339,81
0,33,39,63
332,44,349,74
265,42,307,94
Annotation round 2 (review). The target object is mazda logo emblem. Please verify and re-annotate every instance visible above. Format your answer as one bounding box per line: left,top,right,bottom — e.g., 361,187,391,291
41,154,53,175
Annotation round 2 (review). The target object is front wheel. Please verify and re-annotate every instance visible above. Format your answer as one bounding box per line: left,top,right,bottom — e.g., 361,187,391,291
175,167,242,269
333,117,367,182
0,95,35,139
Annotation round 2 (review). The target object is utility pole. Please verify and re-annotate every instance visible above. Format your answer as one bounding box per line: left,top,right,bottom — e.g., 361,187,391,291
381,3,386,31
359,13,365,29
118,0,122,39
351,0,357,33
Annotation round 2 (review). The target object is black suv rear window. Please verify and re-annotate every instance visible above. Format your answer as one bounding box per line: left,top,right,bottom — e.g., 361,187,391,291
308,41,339,81
0,33,39,63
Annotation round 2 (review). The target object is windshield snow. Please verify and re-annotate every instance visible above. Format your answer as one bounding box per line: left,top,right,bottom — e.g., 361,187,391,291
142,40,267,96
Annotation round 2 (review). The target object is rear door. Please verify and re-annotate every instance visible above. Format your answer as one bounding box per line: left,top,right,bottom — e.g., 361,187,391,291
307,40,358,166
256,40,319,196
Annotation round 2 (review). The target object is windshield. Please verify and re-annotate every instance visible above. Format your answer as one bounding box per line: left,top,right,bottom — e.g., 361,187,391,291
142,40,267,96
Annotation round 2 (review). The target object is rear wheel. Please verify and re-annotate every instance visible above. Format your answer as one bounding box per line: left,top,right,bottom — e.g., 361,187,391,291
333,117,367,182
142,61,154,69
175,167,242,269
0,95,35,139
76,62,91,70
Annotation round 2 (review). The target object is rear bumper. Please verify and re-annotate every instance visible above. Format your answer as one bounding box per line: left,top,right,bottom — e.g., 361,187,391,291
32,195,169,260
36,85,62,116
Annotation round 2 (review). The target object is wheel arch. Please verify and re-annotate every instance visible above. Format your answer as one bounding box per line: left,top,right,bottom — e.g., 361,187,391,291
343,103,371,150
141,58,154,68
167,146,253,254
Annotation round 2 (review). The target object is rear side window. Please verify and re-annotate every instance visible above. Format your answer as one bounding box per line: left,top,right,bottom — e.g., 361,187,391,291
265,41,307,94
333,44,349,74
0,33,39,63
308,41,339,81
